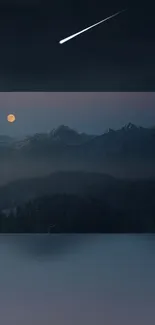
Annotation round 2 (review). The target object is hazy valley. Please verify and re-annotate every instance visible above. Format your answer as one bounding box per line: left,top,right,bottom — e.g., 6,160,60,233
0,123,155,232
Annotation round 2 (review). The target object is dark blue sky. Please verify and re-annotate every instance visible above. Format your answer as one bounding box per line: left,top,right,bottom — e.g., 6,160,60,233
0,92,155,136
0,1,154,91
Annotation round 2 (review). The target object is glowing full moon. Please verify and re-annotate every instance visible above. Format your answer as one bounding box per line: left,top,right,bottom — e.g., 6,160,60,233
7,114,16,123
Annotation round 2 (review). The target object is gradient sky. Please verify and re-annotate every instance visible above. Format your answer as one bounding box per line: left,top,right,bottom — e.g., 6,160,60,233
0,92,155,136
0,1,154,91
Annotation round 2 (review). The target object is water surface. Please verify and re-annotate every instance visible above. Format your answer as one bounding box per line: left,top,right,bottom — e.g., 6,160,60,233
0,234,155,325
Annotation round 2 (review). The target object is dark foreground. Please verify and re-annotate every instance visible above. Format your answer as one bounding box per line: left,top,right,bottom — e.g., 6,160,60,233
0,191,155,233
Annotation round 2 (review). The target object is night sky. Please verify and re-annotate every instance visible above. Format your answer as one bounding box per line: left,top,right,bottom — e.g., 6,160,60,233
0,0,154,91
1,92,155,136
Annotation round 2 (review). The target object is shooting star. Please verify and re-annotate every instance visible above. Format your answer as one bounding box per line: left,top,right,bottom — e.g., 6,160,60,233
59,9,126,44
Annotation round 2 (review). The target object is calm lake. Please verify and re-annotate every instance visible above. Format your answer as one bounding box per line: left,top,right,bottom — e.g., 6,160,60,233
0,234,155,325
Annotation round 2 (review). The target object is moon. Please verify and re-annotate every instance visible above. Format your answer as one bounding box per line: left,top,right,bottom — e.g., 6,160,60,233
7,114,16,123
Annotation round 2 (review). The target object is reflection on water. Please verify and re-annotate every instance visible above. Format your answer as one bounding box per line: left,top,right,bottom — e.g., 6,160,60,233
0,234,155,325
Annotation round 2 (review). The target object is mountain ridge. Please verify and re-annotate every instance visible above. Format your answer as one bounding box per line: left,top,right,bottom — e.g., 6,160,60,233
1,123,155,182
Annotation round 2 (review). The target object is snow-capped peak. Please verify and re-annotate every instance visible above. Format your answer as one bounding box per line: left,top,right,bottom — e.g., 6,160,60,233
123,123,138,130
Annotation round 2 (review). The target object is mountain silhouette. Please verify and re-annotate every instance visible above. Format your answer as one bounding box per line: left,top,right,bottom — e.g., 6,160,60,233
50,125,93,145
1,123,155,182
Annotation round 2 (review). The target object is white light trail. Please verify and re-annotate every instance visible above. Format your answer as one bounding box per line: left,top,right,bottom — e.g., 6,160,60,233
59,9,126,44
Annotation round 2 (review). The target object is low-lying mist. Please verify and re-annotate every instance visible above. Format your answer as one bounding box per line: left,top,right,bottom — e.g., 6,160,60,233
1,157,155,186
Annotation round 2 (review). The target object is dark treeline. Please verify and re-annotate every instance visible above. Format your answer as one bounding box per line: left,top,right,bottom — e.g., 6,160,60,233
0,194,155,233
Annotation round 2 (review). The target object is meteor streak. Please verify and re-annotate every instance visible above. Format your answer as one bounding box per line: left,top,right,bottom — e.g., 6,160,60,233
59,9,126,44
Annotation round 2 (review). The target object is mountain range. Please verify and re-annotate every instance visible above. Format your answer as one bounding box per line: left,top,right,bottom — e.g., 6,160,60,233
1,123,155,183
2,122,155,154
